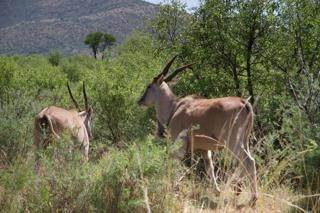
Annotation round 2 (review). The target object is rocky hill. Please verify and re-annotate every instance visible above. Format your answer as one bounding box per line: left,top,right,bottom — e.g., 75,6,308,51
0,0,157,54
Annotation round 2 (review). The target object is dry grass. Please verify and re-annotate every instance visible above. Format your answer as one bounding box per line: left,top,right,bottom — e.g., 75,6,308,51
145,144,319,213
171,176,298,212
1,137,319,212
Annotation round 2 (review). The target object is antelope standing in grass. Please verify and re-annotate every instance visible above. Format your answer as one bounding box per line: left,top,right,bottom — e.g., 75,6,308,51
34,82,93,168
137,56,258,207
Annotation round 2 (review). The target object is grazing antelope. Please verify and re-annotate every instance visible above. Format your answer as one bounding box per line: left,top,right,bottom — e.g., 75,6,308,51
34,82,93,167
137,56,258,207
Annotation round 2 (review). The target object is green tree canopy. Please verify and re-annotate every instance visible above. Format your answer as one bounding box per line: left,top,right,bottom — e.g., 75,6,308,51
84,32,116,59
150,0,191,52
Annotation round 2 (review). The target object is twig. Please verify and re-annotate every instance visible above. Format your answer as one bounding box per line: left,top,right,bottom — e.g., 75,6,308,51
292,193,320,201
143,187,152,213
260,192,307,213
174,158,200,188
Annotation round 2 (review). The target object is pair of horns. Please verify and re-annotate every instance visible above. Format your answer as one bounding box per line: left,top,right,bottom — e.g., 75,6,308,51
155,55,195,82
67,82,88,111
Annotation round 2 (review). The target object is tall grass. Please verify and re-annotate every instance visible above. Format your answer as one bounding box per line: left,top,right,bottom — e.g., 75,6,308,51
1,134,317,212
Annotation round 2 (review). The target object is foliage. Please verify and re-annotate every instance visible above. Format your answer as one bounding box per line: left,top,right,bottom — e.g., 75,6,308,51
0,58,16,101
48,50,63,66
265,0,320,126
150,0,192,54
101,34,116,50
84,32,116,59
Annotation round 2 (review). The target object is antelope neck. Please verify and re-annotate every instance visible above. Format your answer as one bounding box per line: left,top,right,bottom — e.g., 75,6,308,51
155,83,178,126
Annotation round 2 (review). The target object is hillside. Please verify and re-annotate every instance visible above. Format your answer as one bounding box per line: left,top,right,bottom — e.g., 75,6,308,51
0,0,157,54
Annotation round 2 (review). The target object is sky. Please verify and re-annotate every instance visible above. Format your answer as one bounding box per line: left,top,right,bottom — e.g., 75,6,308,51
145,0,200,10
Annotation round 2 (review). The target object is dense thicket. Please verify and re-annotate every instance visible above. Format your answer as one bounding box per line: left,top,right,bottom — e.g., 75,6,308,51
0,0,319,211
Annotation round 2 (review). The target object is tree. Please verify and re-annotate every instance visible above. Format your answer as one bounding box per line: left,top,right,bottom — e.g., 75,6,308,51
150,0,191,51
149,0,320,132
186,0,271,101
266,0,320,125
101,34,116,51
84,32,116,59
100,33,116,59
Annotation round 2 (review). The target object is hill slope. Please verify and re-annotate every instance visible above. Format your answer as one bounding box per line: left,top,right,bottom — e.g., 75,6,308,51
0,0,157,54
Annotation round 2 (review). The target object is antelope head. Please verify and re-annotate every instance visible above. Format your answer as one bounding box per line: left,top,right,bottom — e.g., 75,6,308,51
67,82,93,139
137,55,194,107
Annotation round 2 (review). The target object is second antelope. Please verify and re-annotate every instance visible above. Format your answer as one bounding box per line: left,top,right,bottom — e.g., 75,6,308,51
34,82,93,168
137,56,258,207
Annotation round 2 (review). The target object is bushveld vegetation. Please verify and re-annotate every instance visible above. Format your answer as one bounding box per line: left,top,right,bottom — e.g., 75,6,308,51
0,0,319,212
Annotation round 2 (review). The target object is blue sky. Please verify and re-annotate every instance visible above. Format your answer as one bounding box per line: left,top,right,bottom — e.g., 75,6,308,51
145,0,200,9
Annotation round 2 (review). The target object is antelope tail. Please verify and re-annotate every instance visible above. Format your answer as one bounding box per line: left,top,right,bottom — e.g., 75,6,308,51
34,115,60,148
42,115,60,139
244,101,254,151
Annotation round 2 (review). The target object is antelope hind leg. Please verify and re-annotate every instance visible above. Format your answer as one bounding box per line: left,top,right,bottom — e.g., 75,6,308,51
238,148,258,207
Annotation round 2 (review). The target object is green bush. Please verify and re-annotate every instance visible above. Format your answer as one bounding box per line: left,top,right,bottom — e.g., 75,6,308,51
48,50,63,66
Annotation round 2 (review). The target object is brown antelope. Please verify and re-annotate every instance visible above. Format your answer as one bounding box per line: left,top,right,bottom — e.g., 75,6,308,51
137,56,258,207
34,82,93,167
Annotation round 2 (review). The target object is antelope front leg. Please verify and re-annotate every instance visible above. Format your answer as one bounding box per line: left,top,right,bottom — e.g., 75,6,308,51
82,142,89,162
202,150,220,194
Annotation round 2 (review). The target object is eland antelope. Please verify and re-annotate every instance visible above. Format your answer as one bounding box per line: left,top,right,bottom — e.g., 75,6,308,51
34,82,93,166
137,56,258,206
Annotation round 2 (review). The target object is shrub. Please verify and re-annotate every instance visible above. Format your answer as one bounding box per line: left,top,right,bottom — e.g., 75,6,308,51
48,50,62,66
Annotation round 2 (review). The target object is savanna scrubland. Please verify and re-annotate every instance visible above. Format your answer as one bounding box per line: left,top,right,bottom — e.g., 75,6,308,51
0,0,319,212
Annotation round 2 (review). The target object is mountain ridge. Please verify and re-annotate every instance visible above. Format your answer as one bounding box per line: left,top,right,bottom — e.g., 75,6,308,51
0,0,157,54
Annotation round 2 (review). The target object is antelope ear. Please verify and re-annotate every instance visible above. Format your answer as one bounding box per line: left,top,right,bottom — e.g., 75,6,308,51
156,74,164,85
